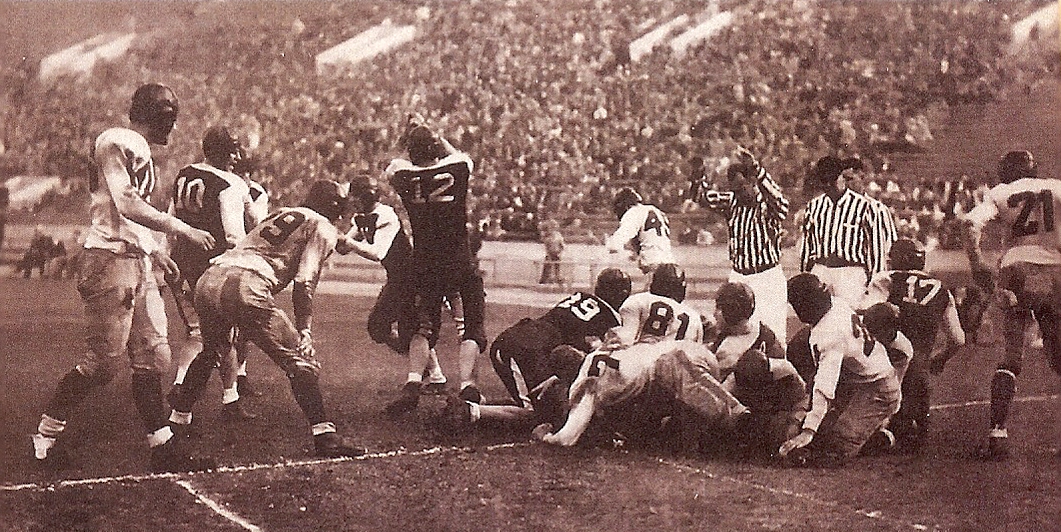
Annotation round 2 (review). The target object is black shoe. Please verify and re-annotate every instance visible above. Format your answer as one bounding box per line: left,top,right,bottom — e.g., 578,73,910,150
384,382,421,417
150,440,215,473
860,428,897,456
439,395,473,435
314,432,366,458
221,399,258,422
458,385,482,404
236,375,262,398
977,436,1010,461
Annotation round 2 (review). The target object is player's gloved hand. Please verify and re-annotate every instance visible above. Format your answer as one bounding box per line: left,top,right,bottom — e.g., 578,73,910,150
298,328,317,363
335,234,355,255
531,423,554,441
778,428,815,457
183,226,216,252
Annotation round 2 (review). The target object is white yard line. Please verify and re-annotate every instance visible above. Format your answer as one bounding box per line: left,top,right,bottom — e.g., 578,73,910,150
174,479,264,532
930,393,1058,411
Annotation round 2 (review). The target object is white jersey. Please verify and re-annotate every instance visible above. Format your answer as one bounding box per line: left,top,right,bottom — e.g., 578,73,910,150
804,300,896,432
606,203,676,271
344,203,402,262
570,340,719,408
245,179,270,229
211,206,337,291
84,127,191,254
614,291,704,346
963,177,1061,267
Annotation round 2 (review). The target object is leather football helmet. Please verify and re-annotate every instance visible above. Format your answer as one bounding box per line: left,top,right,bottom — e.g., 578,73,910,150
302,180,349,223
997,150,1036,184
716,281,756,326
594,267,632,311
202,126,243,171
787,273,832,325
348,175,380,214
612,187,643,220
650,263,687,303
129,83,179,145
888,238,927,271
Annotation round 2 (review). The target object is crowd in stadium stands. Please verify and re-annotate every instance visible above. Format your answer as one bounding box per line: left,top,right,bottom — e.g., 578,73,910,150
0,0,1055,247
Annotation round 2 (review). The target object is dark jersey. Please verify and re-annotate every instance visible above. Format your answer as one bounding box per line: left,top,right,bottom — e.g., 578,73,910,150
171,163,248,281
386,153,473,268
540,292,623,353
875,269,954,355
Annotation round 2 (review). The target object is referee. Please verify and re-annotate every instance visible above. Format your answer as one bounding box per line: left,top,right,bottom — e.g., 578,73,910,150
799,156,897,305
691,147,790,339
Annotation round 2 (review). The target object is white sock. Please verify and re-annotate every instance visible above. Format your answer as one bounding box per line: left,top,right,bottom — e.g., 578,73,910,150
169,410,192,425
173,366,189,386
311,422,336,436
407,373,424,383
469,402,481,422
222,386,239,405
237,360,248,377
460,381,476,391
148,426,174,448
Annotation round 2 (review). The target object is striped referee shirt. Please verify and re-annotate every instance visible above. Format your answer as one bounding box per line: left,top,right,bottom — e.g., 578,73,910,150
698,167,789,274
799,189,897,275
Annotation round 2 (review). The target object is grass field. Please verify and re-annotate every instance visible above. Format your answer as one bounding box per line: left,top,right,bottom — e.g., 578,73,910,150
1,267,1059,532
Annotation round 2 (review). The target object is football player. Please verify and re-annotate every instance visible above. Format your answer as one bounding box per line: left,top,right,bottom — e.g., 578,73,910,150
229,144,269,398
168,180,366,458
859,237,965,450
384,115,488,414
337,175,447,393
439,268,632,433
168,125,257,421
960,150,1061,460
605,186,676,276
534,339,746,449
778,273,902,466
32,83,217,472
613,263,704,346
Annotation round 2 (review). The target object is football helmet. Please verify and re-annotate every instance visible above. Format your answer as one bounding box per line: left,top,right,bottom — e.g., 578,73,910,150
650,263,687,303
405,124,446,166
348,175,380,214
733,347,771,389
862,302,900,344
787,273,831,325
997,150,1036,184
594,267,632,310
888,238,926,271
129,83,179,146
612,187,643,220
715,282,755,326
302,180,349,223
201,126,243,171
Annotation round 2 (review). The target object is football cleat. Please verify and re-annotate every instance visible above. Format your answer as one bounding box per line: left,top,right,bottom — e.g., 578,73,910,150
860,428,897,456
384,382,421,417
421,382,448,395
977,434,1010,461
458,385,482,404
314,432,366,458
221,400,258,422
150,440,215,473
236,375,262,398
441,395,473,431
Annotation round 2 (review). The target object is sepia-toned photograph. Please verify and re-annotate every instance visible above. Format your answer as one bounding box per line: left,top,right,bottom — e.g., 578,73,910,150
1,1,1059,530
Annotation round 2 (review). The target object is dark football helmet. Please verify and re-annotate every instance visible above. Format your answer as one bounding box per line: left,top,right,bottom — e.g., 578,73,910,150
997,150,1036,184
787,273,831,325
594,267,632,310
862,302,900,344
888,238,927,271
302,180,349,223
202,126,243,171
129,83,179,146
734,347,771,389
348,175,380,214
405,124,446,166
650,263,687,303
612,187,643,220
715,281,756,326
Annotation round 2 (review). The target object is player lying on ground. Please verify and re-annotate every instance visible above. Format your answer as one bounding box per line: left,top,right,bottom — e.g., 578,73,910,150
533,338,747,448
168,180,365,458
439,268,632,433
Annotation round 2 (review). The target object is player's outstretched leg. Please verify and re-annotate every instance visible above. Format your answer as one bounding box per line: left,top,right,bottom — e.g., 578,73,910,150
981,366,1017,460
